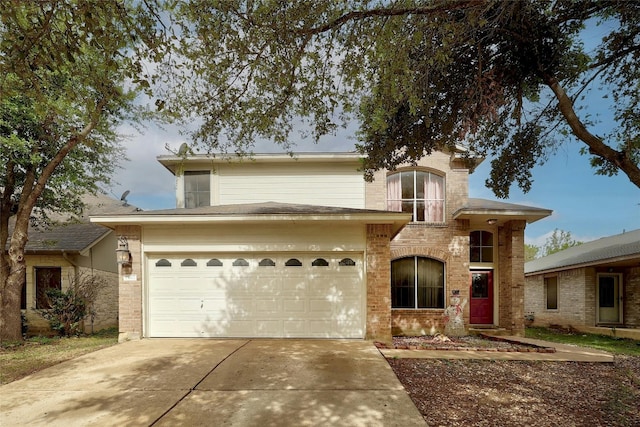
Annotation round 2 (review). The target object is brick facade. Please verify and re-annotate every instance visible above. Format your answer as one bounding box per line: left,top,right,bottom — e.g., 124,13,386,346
115,225,143,342
497,221,526,336
365,224,393,342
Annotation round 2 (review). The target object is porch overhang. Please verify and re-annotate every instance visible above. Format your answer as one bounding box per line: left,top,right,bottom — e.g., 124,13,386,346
453,198,552,227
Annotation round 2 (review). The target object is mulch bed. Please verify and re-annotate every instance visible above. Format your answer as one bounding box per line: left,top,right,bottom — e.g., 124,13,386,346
375,334,555,353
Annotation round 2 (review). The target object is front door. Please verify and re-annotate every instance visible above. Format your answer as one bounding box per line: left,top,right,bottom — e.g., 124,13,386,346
598,274,622,324
470,271,493,324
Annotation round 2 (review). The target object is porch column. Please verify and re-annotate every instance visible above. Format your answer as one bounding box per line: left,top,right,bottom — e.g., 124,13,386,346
365,223,393,343
498,220,526,336
115,225,142,342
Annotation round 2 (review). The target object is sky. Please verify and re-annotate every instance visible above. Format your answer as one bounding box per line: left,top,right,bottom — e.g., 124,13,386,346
109,116,639,249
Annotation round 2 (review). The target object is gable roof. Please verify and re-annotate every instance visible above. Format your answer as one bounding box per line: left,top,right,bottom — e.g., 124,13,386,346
453,198,552,225
525,229,640,275
7,193,140,254
91,201,412,237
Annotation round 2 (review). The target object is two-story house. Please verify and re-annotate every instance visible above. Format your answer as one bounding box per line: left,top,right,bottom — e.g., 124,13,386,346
92,149,551,343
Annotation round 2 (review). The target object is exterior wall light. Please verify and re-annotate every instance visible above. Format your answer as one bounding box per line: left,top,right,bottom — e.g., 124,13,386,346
486,218,498,225
116,236,132,266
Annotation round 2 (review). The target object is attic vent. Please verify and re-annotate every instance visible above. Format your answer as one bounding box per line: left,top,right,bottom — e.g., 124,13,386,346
207,259,223,267
339,258,356,266
285,258,302,267
155,259,171,267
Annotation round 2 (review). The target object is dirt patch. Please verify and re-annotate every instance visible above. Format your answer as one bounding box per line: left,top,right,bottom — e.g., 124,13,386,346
377,334,553,352
388,355,640,426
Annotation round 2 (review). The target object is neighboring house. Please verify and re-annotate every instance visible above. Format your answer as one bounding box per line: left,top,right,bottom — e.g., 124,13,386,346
92,149,552,342
13,193,139,335
525,229,640,330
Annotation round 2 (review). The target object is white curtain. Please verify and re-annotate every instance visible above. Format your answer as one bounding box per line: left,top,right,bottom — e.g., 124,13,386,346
386,173,402,211
425,174,444,222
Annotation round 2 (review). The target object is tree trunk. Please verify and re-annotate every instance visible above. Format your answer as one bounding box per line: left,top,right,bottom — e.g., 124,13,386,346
0,259,26,342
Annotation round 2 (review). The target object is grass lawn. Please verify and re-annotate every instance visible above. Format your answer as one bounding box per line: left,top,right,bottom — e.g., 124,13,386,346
0,328,118,385
526,326,640,356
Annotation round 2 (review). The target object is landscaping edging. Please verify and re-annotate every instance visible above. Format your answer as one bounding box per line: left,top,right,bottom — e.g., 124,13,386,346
375,334,557,353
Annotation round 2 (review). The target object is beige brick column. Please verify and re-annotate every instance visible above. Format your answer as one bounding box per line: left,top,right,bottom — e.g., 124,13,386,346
366,224,392,343
498,220,526,336
114,225,143,342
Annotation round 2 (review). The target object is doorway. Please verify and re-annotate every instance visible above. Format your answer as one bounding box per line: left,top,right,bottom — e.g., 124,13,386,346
470,270,493,324
597,274,622,324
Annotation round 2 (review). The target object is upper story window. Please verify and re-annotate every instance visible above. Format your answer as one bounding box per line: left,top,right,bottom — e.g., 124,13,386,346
184,171,210,208
470,231,493,263
387,170,444,222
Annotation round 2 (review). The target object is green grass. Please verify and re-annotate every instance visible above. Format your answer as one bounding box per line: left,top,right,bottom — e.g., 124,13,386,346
0,328,118,385
526,326,640,356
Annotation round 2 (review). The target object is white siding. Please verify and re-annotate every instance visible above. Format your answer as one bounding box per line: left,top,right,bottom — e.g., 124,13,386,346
215,162,365,208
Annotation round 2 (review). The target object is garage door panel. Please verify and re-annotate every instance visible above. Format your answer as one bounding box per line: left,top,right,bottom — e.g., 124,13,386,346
148,253,364,338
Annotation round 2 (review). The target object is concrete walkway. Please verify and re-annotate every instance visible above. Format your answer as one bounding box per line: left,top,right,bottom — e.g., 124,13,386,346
380,336,615,362
0,339,426,427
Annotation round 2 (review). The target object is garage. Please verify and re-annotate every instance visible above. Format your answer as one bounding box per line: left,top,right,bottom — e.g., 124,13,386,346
147,253,364,338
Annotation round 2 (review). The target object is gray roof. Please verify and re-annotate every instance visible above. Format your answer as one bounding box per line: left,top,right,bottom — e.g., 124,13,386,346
453,198,552,224
525,229,640,274
111,201,399,217
8,193,140,254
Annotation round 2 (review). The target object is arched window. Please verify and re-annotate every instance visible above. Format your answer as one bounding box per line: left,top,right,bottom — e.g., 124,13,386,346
470,231,493,263
338,258,356,266
312,258,329,267
387,170,445,222
391,256,444,309
181,258,197,267
155,259,171,267
207,259,223,267
233,258,249,267
259,258,276,267
285,258,302,267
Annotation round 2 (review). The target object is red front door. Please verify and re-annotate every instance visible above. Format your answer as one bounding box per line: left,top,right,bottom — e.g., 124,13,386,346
470,271,493,324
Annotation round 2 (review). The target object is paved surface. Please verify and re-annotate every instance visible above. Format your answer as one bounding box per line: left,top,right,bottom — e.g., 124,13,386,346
380,336,615,362
0,339,426,427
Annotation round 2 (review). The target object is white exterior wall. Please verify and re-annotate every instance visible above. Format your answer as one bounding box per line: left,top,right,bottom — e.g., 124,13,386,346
215,162,365,208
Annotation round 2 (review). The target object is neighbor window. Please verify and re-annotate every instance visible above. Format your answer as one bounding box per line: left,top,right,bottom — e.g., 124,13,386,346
391,257,444,309
470,231,493,263
387,170,444,222
35,267,62,309
545,276,558,310
184,171,210,208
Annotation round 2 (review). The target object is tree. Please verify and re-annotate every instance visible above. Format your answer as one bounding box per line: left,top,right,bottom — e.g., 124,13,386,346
541,229,583,256
164,1,639,194
0,1,169,341
524,244,539,262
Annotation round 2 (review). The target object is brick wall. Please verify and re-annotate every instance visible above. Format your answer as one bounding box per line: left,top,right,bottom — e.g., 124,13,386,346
365,224,393,342
626,267,640,327
497,221,526,336
115,225,143,342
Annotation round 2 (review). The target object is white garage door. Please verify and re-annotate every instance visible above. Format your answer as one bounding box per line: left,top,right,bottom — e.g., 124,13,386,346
147,253,364,338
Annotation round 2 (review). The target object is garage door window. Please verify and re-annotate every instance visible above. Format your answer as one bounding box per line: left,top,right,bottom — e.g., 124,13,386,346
259,258,276,267
156,259,171,267
312,258,329,267
285,258,302,266
233,258,249,267
391,256,444,309
339,258,356,266
181,259,197,267
207,259,223,267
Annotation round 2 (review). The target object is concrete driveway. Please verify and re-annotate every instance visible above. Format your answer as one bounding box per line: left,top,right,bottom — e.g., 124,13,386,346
0,339,425,426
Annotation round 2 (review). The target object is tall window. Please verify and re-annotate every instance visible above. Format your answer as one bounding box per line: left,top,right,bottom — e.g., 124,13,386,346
35,267,62,309
387,170,444,222
391,257,444,309
470,231,493,263
545,276,558,309
184,171,210,208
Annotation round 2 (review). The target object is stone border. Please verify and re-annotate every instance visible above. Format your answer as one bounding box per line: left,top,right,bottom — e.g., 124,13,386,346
375,334,557,353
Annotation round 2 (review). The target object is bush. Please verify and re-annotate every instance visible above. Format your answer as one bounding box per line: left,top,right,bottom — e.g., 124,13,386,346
32,272,106,336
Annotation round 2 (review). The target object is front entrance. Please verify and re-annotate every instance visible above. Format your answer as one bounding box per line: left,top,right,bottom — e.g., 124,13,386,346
470,271,493,324
597,273,622,324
